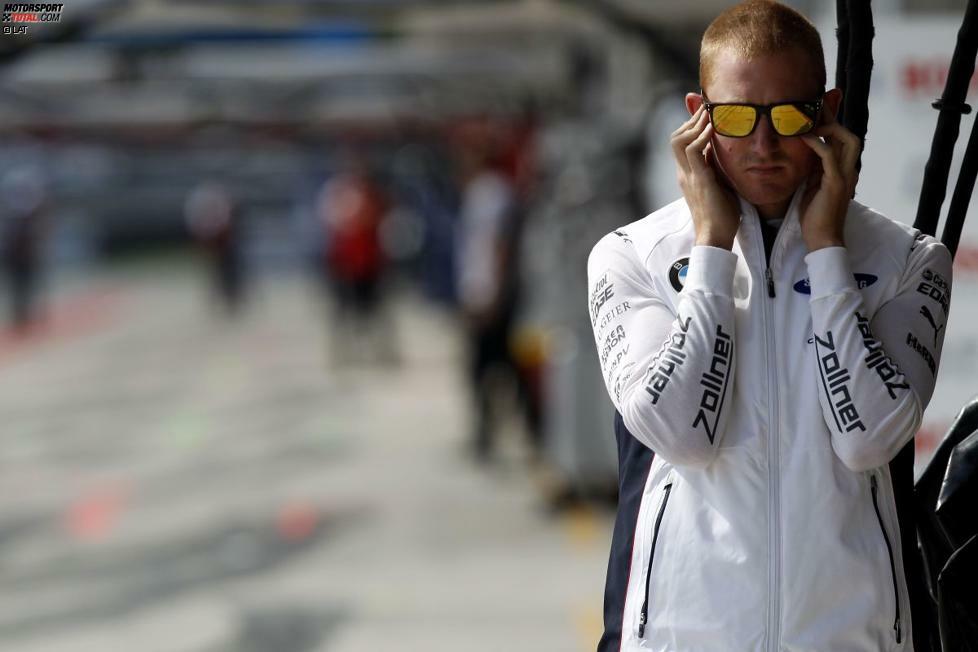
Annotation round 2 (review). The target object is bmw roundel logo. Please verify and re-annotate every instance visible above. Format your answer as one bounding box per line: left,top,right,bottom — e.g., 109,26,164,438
669,257,690,292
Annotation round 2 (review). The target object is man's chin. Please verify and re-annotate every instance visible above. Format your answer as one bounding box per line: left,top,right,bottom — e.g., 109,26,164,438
735,180,799,209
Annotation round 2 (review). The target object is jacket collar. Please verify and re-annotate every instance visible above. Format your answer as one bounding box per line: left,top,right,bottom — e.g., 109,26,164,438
735,180,808,268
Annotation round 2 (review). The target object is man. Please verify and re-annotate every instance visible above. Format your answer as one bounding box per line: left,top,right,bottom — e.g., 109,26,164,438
1,167,47,329
318,154,396,365
453,128,527,461
587,2,951,651
185,181,245,314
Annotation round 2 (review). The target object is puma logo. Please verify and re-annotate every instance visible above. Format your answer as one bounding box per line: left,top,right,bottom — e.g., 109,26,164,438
920,305,945,347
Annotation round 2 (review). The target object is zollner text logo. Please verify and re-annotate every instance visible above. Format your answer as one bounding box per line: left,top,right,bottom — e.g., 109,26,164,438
2,3,64,35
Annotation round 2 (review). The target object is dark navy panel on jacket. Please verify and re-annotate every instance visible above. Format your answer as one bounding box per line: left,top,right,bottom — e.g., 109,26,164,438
597,412,654,652
890,442,938,650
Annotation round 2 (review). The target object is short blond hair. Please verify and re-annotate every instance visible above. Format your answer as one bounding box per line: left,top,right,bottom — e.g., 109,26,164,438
700,0,826,93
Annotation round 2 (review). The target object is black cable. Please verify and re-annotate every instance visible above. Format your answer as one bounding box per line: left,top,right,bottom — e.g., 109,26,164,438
941,111,978,258
842,0,873,173
834,0,850,127
914,0,978,238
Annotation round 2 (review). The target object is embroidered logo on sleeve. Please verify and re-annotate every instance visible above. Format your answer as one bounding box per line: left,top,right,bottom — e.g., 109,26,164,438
668,257,689,292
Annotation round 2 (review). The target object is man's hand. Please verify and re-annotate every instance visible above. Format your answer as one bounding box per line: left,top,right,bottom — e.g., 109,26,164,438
799,116,860,252
672,105,740,250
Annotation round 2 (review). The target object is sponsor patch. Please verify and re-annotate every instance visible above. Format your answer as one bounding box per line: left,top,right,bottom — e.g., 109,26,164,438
792,273,878,295
691,324,733,444
589,271,615,326
917,268,950,316
854,273,878,289
855,312,908,399
906,332,937,376
643,317,690,405
669,257,689,292
600,325,627,366
814,330,866,433
596,300,631,337
919,304,945,347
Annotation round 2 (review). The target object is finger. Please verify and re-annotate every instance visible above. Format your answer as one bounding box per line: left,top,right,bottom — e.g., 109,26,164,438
671,104,706,138
818,124,862,189
805,162,823,193
814,123,860,155
670,106,705,145
685,122,715,173
840,134,861,180
672,110,709,173
800,169,822,214
672,107,709,146
801,134,842,185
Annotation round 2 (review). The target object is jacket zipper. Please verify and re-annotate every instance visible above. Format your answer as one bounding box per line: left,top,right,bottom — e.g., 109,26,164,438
756,212,782,652
870,475,903,643
638,482,673,638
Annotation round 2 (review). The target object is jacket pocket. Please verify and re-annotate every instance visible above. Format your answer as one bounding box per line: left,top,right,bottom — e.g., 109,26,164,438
870,474,902,644
638,481,673,638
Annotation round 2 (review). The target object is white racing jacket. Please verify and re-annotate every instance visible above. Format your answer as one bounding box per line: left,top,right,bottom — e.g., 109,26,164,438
587,189,952,652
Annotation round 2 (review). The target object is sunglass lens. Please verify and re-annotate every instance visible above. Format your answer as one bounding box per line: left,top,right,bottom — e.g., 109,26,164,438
711,105,757,137
771,104,815,136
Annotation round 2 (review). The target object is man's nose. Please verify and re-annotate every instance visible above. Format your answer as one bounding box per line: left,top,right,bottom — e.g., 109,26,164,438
750,114,781,151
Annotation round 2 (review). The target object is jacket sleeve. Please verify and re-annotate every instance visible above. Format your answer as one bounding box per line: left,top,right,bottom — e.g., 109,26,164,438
587,234,738,468
806,236,952,471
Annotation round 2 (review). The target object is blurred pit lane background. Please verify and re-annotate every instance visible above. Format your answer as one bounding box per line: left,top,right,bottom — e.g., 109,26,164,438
0,0,976,650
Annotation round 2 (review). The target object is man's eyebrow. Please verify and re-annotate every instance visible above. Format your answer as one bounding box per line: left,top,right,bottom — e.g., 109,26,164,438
707,96,820,105
705,97,748,104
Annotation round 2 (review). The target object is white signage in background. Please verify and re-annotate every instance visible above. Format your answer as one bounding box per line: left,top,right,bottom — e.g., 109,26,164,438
820,16,978,474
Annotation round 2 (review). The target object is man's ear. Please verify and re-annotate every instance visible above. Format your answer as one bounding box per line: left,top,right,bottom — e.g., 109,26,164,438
686,92,704,116
822,88,843,122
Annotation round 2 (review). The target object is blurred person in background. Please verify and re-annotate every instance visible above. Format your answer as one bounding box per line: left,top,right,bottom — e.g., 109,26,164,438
185,181,246,315
1,167,48,331
318,151,397,366
588,2,951,650
454,124,531,463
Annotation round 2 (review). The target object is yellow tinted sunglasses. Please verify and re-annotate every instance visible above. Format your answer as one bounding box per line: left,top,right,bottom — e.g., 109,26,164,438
702,93,823,138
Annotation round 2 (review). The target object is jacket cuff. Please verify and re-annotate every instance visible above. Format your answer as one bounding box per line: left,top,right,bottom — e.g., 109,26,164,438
805,246,856,299
684,245,738,296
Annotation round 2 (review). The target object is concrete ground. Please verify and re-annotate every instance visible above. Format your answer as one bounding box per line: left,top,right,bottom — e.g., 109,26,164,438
0,261,612,652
